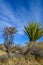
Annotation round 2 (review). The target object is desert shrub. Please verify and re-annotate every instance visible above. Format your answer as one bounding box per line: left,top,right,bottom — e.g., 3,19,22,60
24,43,43,59
0,54,9,63
31,44,43,58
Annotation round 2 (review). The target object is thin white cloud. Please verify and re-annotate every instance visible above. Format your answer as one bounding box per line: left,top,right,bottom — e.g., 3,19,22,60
0,20,13,31
0,0,42,35
0,2,27,35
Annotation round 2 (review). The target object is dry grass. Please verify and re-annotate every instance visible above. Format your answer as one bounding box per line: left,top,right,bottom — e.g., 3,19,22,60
0,52,43,65
0,42,43,65
0,50,6,56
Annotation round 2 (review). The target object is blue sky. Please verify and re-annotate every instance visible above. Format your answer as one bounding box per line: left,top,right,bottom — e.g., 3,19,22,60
0,0,43,45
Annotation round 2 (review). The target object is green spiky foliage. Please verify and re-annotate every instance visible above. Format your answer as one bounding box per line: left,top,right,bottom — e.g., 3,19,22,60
24,22,43,42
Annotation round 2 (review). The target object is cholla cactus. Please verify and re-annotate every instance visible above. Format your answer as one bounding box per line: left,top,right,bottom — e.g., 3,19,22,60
3,27,17,54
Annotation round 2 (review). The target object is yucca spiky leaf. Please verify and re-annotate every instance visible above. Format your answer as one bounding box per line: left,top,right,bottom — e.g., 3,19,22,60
24,22,43,41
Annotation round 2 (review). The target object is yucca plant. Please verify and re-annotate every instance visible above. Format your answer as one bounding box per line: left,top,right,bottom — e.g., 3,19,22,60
24,22,43,42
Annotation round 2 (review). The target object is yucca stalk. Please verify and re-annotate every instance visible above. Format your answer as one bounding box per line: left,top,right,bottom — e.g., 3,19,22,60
24,22,43,42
